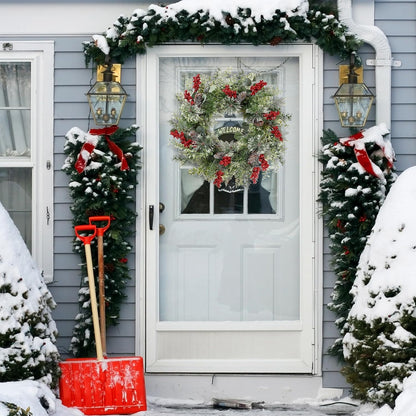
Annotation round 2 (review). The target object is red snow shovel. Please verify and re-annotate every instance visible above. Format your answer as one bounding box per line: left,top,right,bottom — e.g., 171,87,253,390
89,215,111,355
59,223,147,415
74,224,104,361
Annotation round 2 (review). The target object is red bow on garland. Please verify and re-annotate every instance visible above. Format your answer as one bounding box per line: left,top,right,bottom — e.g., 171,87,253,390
340,124,394,181
75,125,129,173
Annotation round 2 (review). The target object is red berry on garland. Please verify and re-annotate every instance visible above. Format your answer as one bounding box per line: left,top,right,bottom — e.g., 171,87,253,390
222,85,237,99
220,156,231,166
193,74,201,92
184,90,195,105
250,80,267,96
271,125,283,140
251,167,261,184
214,170,224,187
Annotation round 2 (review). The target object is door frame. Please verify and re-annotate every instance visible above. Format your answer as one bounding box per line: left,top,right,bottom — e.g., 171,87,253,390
135,43,324,377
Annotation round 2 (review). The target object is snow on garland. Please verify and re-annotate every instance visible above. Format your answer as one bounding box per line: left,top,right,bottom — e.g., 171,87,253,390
83,0,362,66
318,124,396,360
170,70,290,187
62,125,141,357
342,166,416,406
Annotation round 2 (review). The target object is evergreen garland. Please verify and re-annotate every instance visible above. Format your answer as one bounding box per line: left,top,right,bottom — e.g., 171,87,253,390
62,126,141,357
318,128,396,359
83,4,362,66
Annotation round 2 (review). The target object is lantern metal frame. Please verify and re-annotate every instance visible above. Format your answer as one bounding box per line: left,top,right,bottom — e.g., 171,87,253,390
86,64,128,126
333,55,375,128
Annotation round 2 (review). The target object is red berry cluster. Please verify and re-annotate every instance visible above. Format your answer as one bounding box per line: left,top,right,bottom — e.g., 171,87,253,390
170,129,193,148
214,170,224,187
219,156,232,166
184,90,195,105
271,125,283,141
259,154,269,171
193,74,201,92
263,110,280,121
250,166,261,184
250,80,267,95
222,85,237,98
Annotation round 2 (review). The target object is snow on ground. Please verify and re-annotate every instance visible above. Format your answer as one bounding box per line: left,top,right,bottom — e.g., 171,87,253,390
0,382,391,416
0,383,365,416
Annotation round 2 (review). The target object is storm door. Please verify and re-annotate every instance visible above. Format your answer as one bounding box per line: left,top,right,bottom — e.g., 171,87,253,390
141,44,318,373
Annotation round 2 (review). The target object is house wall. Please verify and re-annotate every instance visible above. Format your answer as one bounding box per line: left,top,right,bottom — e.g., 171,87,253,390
52,37,138,356
0,33,138,356
321,0,416,390
1,0,414,395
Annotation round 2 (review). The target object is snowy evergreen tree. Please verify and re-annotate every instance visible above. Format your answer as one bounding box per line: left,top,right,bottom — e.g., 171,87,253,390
342,166,416,406
318,125,396,359
0,203,60,389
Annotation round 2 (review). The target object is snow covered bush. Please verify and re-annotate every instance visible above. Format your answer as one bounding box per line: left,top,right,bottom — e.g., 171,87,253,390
342,166,416,406
0,203,60,389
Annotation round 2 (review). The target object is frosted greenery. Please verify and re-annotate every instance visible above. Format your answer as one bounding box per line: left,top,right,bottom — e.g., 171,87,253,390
170,70,290,187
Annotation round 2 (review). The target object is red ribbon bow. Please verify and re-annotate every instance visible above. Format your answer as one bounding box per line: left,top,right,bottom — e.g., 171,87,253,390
75,125,129,173
340,125,393,181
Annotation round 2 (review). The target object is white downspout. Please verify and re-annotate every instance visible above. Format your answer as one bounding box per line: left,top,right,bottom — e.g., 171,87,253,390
337,0,394,130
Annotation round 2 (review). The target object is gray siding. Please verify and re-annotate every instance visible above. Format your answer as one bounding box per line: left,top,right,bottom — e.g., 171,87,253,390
321,0,416,390
51,36,138,357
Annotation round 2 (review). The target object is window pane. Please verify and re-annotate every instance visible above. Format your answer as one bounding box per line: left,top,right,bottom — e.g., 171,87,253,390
181,169,209,214
248,171,277,214
213,184,244,214
0,62,31,157
0,168,32,250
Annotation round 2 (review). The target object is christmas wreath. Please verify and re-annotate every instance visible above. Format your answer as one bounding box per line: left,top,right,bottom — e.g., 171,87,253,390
170,70,290,188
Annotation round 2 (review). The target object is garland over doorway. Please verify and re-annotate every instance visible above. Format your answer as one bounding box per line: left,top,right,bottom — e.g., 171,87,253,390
83,0,362,66
74,0,364,357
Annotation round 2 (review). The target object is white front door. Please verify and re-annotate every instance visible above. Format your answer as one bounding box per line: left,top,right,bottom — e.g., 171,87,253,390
140,44,319,374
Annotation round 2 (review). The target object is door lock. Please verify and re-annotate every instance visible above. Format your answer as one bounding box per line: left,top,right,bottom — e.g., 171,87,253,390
159,202,165,213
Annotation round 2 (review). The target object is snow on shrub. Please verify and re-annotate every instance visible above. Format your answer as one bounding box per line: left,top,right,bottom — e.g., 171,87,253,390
0,202,60,389
342,166,416,406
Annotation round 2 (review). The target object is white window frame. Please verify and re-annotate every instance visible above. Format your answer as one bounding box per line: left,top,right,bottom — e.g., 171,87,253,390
0,41,54,282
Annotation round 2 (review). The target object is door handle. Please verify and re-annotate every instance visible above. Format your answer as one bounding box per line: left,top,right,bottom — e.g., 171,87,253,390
149,205,154,230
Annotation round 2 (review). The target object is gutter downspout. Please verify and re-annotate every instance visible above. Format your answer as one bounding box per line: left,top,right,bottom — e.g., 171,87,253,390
337,0,395,131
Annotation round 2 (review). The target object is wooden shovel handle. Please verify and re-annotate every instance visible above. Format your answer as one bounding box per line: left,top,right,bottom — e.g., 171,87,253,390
74,224,103,360
84,243,104,361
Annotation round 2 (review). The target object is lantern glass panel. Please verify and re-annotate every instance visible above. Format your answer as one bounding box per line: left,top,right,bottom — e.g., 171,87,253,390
87,81,127,126
333,82,374,128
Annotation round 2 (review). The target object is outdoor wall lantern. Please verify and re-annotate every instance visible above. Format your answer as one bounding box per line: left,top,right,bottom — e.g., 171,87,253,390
86,63,127,126
333,54,375,128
